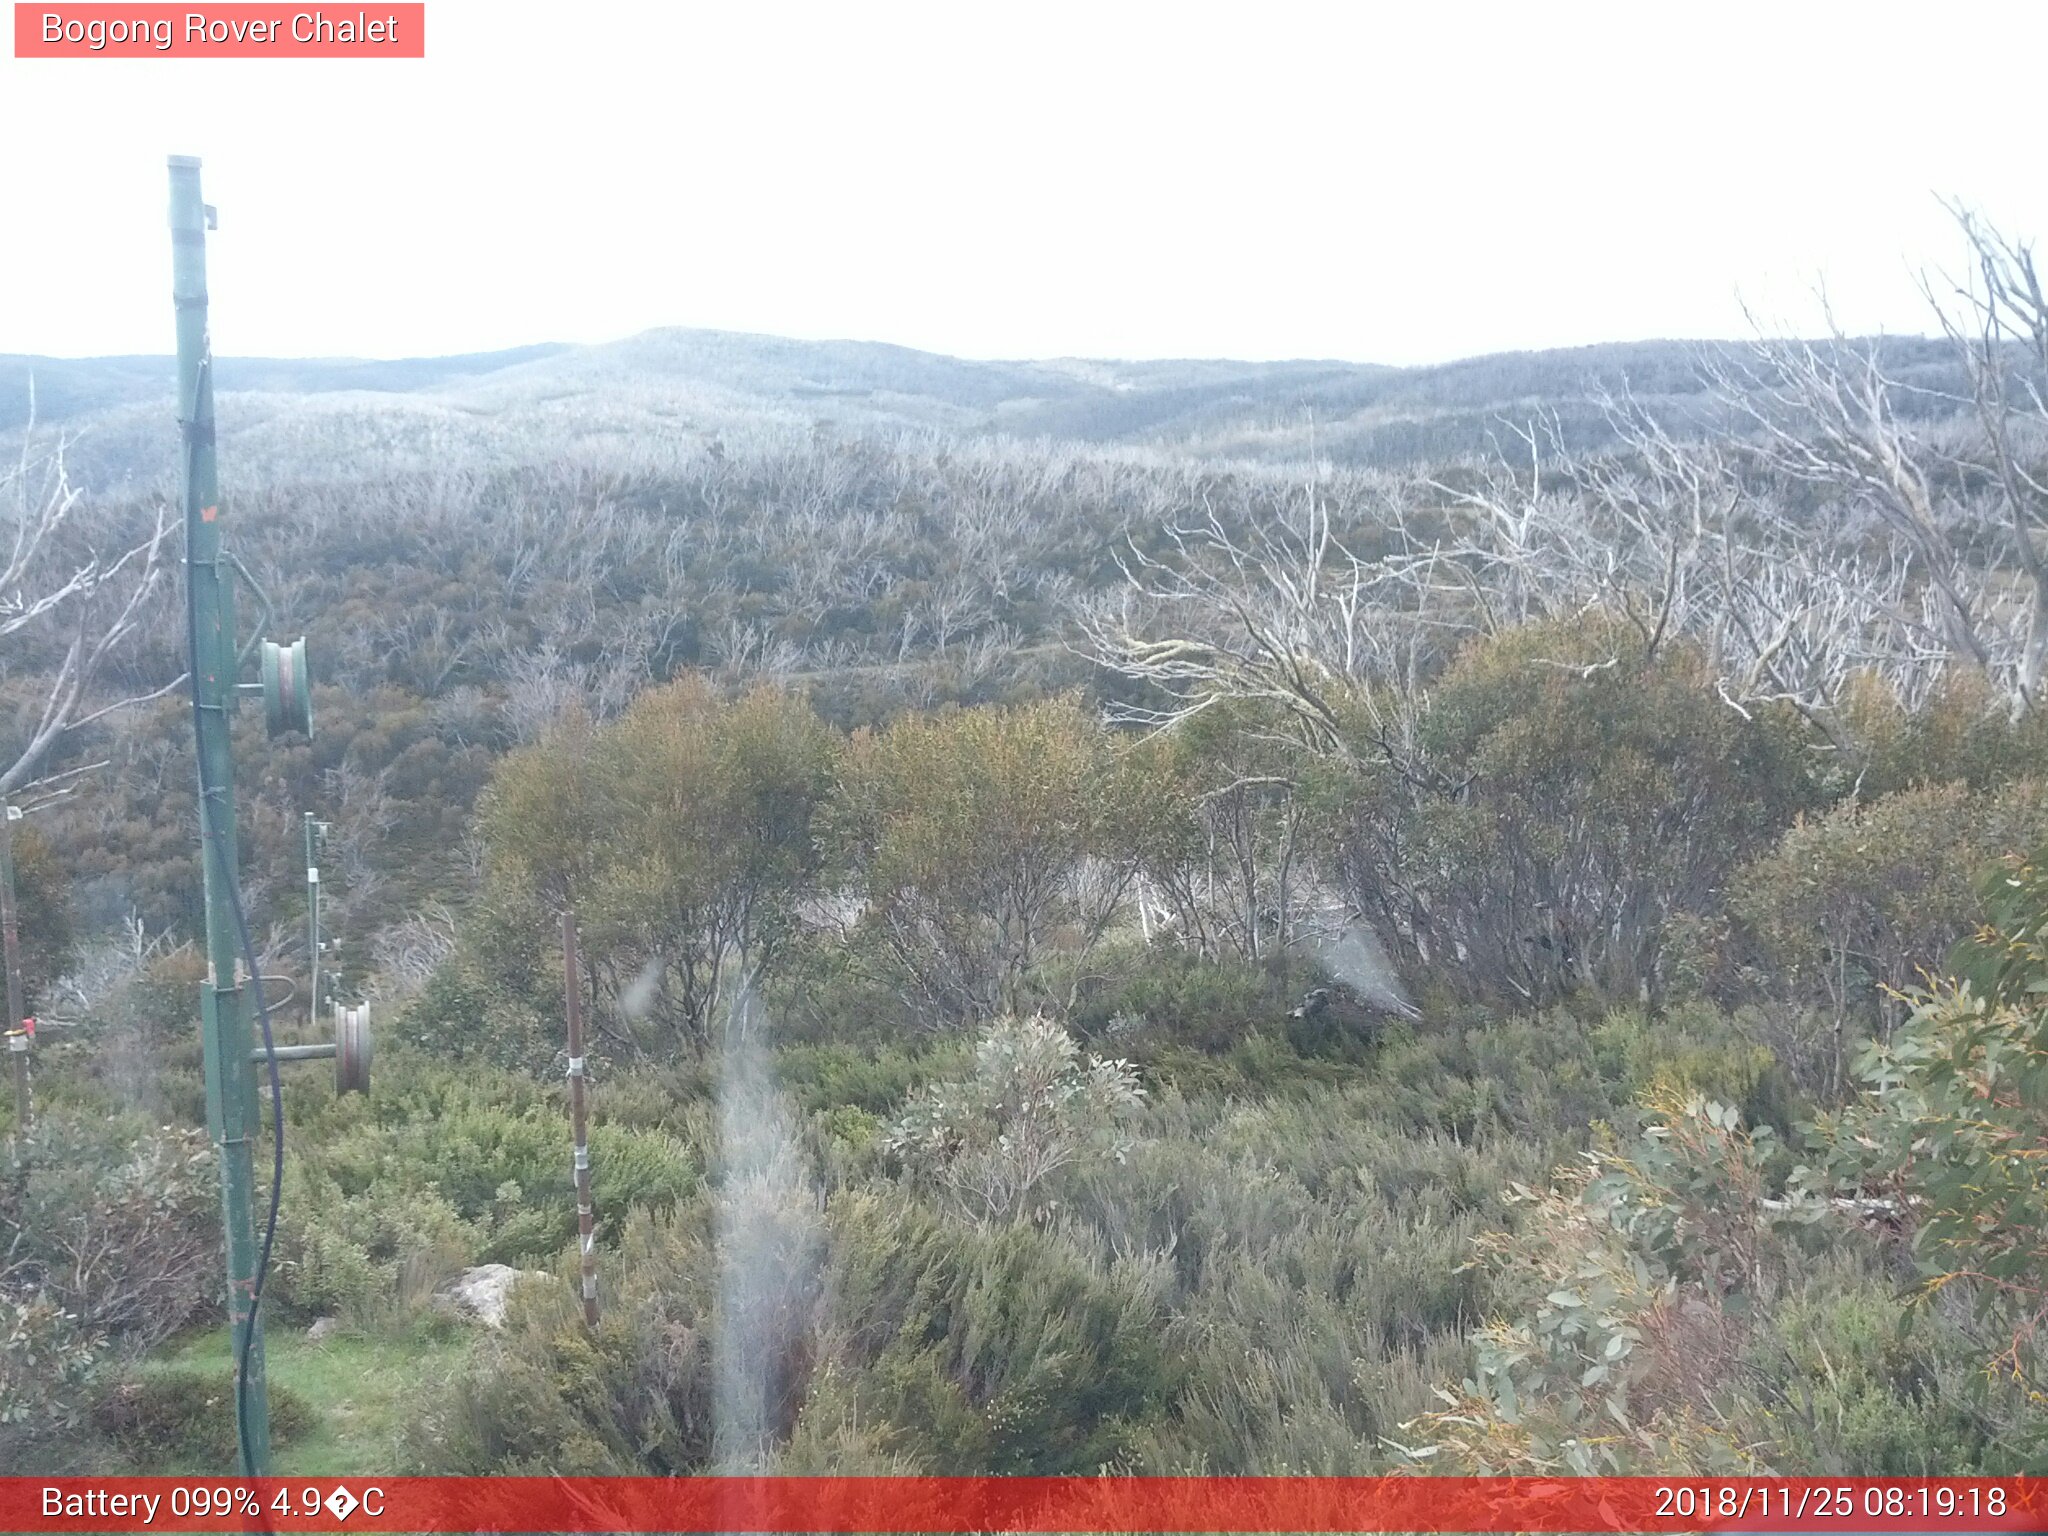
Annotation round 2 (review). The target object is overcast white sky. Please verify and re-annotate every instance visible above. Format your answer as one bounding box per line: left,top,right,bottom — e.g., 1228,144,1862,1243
3,0,2043,366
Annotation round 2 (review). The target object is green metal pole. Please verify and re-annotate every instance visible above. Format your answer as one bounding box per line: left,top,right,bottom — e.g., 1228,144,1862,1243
171,154,269,1476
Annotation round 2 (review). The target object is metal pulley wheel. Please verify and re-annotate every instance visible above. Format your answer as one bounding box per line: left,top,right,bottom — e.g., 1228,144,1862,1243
334,1003,371,1094
261,636,314,738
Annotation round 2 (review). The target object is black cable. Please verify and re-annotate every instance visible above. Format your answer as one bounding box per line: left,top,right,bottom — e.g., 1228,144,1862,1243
183,400,286,1479
223,828,286,1480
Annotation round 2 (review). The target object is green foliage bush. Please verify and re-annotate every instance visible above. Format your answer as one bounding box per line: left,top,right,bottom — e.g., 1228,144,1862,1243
0,1107,227,1471
49,947,208,1127
827,695,1139,1022
1408,1093,1813,1473
2,1108,217,1348
403,940,558,1073
885,1016,1143,1224
1744,1256,2044,1474
424,1201,718,1474
1414,950,2048,1477
1589,1004,1799,1138
1118,702,1334,967
229,950,1909,1481
1840,671,2048,798
92,1369,314,1470
477,680,839,1054
8,821,75,1010
1733,777,2048,1092
1068,942,1288,1056
272,1049,696,1321
1799,848,2048,1389
770,1037,959,1117
1336,615,1820,1008
0,1296,102,1470
761,934,925,1048
426,1027,1583,1478
1057,1081,1536,1471
827,1193,1176,1473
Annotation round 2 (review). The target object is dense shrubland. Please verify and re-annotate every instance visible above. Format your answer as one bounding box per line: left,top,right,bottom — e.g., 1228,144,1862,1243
12,208,2048,1474
25,626,2032,1474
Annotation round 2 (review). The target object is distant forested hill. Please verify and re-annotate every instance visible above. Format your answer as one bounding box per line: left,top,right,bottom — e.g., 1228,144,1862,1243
0,344,570,431
0,328,1965,484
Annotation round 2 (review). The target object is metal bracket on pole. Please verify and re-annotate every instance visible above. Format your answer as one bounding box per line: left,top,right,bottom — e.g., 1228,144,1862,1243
244,1001,372,1095
229,552,274,669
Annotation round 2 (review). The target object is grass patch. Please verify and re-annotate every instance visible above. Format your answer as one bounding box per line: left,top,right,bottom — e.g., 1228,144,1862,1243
139,1325,473,1475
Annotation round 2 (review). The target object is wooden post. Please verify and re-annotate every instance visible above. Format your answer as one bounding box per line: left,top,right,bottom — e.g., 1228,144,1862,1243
6,1029,27,1169
3,802,29,1168
1,801,25,1043
562,910,599,1328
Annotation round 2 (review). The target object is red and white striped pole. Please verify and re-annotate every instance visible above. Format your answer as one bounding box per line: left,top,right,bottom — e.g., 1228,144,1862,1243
562,910,600,1328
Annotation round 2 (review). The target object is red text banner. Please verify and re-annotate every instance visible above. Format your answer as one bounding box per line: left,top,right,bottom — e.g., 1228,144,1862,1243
13,4,425,58
2,1477,2045,1533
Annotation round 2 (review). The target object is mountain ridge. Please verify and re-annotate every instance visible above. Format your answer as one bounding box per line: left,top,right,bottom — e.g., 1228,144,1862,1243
0,326,1961,472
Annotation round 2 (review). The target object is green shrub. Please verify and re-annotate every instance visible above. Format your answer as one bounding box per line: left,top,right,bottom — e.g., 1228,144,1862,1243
1069,944,1287,1057
884,1016,1143,1224
0,1297,103,1472
826,695,1138,1022
1745,1256,2046,1473
772,1038,958,1117
49,947,208,1127
202,1041,710,1330
93,1369,313,1470
426,1180,1179,1477
478,682,839,1054
1590,1004,1800,1137
816,1192,1176,1473
2,1109,217,1348
1732,778,2048,1093
274,1183,478,1325
1336,615,1820,1009
1841,670,2048,798
423,1200,719,1475
7,821,76,1009
761,936,924,1049
806,1104,888,1193
1407,1093,1814,1474
1796,849,2048,1394
404,951,557,1073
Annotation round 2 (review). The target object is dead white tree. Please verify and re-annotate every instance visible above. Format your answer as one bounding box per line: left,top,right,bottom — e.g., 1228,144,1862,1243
1564,395,1932,749
1076,469,1454,784
0,413,179,797
1925,202,2048,712
370,902,458,1005
1707,260,2046,721
1429,396,1963,752
500,643,588,745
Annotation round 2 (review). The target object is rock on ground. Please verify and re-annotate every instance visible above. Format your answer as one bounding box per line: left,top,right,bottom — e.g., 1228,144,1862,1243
436,1263,549,1329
